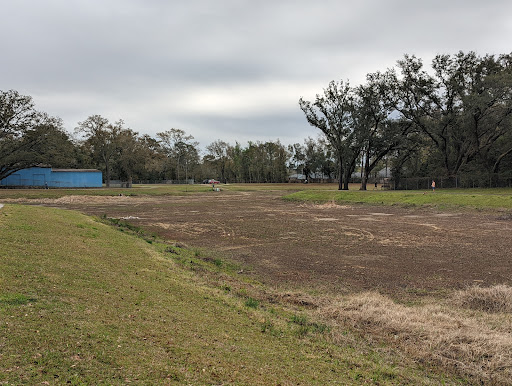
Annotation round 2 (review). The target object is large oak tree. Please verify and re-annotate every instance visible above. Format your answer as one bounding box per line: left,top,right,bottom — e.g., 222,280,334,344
1,90,73,181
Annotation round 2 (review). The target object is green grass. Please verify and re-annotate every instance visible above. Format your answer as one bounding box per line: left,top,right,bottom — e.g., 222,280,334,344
284,188,512,210
0,204,459,384
3,183,512,211
244,297,259,309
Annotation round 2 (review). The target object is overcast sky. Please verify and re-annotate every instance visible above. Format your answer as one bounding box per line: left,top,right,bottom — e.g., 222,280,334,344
2,0,511,150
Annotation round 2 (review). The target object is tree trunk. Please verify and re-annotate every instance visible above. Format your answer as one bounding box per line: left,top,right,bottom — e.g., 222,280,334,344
343,155,357,190
493,147,512,173
343,168,351,190
392,169,401,190
105,159,111,187
337,153,343,190
360,151,370,190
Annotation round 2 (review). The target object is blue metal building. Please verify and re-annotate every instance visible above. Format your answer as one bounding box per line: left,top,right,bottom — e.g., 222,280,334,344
0,167,102,188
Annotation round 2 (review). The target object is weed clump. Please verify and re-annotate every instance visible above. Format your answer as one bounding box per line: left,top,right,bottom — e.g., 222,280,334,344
290,314,330,338
245,297,259,309
0,293,35,306
453,284,512,313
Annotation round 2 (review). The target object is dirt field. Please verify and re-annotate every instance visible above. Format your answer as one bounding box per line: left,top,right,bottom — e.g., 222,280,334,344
20,190,512,299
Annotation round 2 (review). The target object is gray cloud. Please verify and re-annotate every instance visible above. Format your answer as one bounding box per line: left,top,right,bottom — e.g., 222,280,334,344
2,0,511,149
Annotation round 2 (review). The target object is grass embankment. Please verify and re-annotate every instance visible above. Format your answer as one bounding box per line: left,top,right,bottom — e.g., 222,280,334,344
0,204,452,384
284,188,512,210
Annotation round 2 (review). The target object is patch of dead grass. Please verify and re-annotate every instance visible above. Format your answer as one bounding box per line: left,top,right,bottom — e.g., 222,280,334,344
453,284,512,313
320,289,512,384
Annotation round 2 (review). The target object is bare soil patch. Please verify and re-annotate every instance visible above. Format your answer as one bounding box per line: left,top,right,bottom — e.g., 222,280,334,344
21,191,512,300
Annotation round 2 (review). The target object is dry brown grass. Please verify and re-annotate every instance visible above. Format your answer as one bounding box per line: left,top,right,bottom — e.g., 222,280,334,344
320,288,512,384
453,284,512,313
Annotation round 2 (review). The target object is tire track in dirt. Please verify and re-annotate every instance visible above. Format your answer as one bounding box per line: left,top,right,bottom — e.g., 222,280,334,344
24,191,512,297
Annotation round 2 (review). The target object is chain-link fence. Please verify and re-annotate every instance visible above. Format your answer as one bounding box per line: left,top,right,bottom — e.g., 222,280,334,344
394,173,512,190
131,179,195,185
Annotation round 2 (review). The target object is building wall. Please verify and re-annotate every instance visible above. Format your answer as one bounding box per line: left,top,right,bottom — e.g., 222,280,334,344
0,167,102,188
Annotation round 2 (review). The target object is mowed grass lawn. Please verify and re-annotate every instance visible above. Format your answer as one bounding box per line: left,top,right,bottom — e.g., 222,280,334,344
0,204,457,384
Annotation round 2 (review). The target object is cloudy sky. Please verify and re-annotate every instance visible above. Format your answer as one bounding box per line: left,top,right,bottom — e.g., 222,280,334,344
2,0,511,150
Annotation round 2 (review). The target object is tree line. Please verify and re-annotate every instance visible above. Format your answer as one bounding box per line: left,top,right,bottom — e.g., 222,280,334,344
2,51,512,188
300,51,512,189
0,92,303,185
